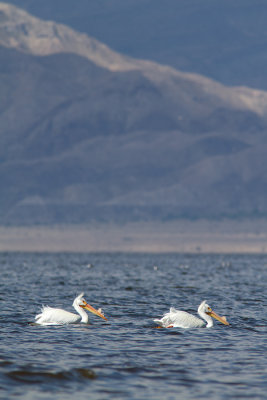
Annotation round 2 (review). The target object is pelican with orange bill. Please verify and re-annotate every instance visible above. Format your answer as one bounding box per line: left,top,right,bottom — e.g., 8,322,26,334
35,293,107,325
154,300,229,328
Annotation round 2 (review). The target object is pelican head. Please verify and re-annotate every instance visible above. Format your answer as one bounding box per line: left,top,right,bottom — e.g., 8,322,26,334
198,300,229,326
74,292,107,321
73,292,85,307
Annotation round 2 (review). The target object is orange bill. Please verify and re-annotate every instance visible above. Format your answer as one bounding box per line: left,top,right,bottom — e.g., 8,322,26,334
81,301,107,321
207,309,229,325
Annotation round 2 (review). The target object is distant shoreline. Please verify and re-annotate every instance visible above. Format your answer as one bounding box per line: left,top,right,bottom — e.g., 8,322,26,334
1,219,267,253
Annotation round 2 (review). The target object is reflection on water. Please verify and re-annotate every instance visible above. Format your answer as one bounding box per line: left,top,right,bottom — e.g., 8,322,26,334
0,252,266,399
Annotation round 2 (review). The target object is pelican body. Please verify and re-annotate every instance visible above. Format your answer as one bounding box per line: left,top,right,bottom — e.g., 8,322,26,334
154,300,229,329
35,293,107,325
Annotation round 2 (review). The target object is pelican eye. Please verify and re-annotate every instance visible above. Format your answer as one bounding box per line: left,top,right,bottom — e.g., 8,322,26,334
207,307,212,312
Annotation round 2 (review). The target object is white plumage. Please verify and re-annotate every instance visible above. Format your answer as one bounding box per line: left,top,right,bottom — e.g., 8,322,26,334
154,300,229,329
35,293,107,325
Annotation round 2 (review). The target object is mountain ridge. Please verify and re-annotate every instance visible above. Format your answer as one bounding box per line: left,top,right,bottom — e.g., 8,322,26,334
2,2,267,117
3,0,267,90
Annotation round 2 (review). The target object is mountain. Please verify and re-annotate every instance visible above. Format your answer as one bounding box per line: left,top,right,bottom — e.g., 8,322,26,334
3,0,267,90
1,2,267,225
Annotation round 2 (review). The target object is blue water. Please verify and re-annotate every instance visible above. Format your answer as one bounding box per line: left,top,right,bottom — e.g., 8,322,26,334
0,252,266,399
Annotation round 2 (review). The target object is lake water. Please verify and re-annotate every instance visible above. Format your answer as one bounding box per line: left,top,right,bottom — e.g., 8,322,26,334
0,252,266,400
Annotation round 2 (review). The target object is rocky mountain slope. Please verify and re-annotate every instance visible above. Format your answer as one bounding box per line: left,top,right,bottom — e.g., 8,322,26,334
1,3,267,224
4,0,267,90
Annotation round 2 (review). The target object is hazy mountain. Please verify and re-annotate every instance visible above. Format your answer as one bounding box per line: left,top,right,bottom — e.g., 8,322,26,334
1,3,267,224
3,0,267,90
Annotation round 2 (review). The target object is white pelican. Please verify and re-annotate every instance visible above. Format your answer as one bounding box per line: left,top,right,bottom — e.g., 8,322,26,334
154,300,229,328
35,293,107,325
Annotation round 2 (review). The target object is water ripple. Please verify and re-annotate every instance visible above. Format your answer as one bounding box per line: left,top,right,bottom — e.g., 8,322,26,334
7,367,97,384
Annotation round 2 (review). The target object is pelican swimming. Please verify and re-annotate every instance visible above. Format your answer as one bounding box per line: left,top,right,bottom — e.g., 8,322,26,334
154,300,229,328
35,293,107,325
